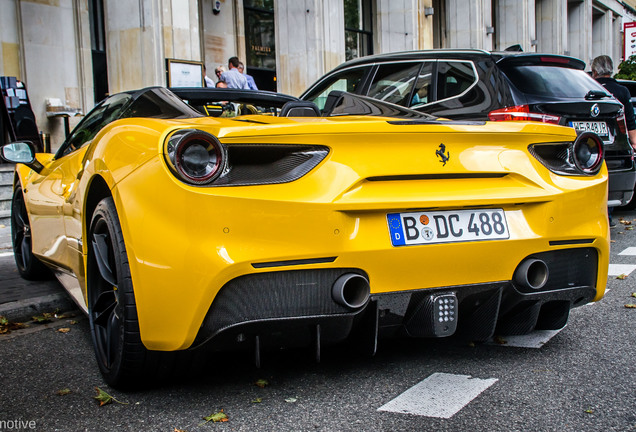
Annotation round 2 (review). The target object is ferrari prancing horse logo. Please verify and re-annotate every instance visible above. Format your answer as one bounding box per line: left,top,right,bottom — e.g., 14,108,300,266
436,143,450,166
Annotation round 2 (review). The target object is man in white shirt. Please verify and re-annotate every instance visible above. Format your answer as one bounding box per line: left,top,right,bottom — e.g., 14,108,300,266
221,57,250,89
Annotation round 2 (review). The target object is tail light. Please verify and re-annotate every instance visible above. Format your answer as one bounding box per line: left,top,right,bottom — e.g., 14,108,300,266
617,112,627,134
164,129,329,187
488,105,561,124
165,129,225,185
573,132,603,174
528,132,604,176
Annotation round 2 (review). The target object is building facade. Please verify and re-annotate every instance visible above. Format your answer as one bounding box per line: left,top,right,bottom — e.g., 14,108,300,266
1,0,636,148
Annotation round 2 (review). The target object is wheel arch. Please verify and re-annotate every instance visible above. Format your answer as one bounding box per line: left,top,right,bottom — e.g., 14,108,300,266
83,174,112,240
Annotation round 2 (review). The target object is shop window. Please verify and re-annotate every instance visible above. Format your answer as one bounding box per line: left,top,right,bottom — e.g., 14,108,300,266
344,0,373,60
89,0,108,103
244,0,277,91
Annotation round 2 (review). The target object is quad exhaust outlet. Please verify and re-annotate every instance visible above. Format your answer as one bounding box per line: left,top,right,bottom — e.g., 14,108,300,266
514,258,549,290
332,273,370,309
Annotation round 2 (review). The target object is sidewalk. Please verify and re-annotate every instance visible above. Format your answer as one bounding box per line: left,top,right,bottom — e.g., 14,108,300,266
0,224,76,322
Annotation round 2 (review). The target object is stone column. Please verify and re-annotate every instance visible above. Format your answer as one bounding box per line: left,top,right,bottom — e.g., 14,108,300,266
275,0,344,96
535,0,567,54
445,0,493,50
14,0,91,147
374,0,419,53
417,0,434,50
567,0,592,62
592,8,614,62
495,0,535,52
104,0,201,93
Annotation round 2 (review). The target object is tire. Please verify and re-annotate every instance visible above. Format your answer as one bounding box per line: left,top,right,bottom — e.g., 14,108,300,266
88,197,149,388
87,197,201,389
11,186,50,280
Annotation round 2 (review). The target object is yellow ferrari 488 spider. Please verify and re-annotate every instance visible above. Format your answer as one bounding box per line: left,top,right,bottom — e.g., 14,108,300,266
0,87,609,389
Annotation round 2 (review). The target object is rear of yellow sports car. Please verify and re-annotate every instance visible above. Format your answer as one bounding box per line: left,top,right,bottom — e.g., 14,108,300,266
108,116,609,353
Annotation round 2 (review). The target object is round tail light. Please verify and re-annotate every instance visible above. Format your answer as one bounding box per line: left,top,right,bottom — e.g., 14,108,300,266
573,132,603,175
165,129,225,185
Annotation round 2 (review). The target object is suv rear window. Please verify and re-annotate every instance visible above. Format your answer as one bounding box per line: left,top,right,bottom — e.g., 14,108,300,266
502,65,601,98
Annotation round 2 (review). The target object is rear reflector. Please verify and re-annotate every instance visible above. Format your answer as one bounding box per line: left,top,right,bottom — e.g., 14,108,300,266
488,105,561,124
618,112,627,134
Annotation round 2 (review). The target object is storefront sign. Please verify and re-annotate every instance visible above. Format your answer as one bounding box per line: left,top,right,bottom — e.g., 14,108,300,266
624,22,636,60
166,59,204,88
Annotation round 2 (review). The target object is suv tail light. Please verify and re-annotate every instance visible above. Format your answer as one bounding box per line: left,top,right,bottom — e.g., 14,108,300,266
488,105,561,124
617,112,627,134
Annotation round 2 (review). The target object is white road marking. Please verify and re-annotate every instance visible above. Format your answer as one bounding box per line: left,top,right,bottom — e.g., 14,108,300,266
618,247,636,256
488,329,563,348
608,264,636,276
0,252,13,258
377,373,497,419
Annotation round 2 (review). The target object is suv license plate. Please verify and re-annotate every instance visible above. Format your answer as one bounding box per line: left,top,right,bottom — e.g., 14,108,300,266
569,121,610,139
387,209,509,247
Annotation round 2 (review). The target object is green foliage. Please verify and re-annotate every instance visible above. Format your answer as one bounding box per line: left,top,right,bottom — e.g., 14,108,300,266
615,55,636,80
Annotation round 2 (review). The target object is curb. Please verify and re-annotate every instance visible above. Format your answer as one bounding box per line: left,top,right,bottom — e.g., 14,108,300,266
0,293,78,322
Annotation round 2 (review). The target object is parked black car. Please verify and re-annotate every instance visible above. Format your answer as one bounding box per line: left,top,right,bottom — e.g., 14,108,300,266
617,79,636,116
301,50,636,207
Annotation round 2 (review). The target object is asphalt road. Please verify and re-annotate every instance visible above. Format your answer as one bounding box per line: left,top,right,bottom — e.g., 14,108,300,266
1,211,635,432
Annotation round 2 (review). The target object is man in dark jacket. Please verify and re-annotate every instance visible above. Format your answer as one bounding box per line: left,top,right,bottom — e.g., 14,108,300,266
591,55,636,227
591,55,636,148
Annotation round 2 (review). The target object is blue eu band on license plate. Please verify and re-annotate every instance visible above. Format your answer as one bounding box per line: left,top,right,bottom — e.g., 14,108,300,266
387,209,510,246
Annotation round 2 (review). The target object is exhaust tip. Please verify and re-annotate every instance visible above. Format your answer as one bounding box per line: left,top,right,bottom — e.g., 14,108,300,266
514,259,549,290
332,273,370,309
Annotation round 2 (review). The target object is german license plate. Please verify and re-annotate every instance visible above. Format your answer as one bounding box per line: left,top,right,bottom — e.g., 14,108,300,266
387,209,509,246
569,121,610,141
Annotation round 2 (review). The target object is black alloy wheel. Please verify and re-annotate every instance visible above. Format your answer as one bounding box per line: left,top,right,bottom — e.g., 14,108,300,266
87,197,147,388
11,186,49,279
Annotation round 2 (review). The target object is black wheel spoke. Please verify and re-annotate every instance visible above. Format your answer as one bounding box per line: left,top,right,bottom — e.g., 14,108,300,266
92,233,117,286
93,290,118,327
20,236,30,269
105,311,122,367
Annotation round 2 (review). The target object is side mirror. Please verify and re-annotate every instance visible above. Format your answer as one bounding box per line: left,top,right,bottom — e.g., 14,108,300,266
0,141,43,173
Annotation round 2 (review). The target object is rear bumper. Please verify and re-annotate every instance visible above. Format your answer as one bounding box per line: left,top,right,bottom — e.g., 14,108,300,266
608,166,636,206
192,247,598,351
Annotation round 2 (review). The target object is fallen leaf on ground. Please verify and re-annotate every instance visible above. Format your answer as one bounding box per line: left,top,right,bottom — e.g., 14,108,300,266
625,304,636,308
32,313,54,323
631,293,636,298
93,387,128,406
57,328,71,333
584,408,594,414
0,316,26,334
627,227,634,231
620,220,632,225
70,320,78,325
57,388,71,396
201,410,228,423
251,398,262,403
616,274,628,280
173,428,187,432
285,397,298,403
255,379,269,388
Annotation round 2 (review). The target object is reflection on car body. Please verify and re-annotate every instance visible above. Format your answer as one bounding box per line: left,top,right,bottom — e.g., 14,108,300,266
1,87,610,389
